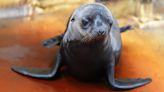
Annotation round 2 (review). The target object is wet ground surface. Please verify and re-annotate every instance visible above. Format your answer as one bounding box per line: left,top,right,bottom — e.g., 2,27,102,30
0,13,164,92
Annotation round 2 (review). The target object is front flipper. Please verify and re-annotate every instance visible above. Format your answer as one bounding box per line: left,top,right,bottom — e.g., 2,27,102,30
42,34,64,48
106,56,151,90
11,52,62,79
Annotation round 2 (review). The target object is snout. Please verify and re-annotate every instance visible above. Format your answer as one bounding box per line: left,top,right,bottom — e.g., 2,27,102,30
93,15,108,36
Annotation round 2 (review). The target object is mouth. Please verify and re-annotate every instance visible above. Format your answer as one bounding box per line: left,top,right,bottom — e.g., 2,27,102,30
94,35,106,41
81,34,105,45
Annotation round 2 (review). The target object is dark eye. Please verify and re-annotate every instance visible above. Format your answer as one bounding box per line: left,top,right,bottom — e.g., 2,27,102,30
81,17,91,29
83,20,88,25
106,19,112,24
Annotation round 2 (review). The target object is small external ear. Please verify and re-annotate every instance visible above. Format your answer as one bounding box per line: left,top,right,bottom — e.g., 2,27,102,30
71,18,75,22
110,22,113,27
109,21,113,31
109,18,113,26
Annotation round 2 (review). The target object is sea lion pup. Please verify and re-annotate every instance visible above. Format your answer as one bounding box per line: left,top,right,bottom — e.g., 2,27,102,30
12,3,151,90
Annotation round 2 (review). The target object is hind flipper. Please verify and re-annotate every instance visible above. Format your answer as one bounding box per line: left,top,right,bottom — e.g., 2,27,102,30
120,25,132,33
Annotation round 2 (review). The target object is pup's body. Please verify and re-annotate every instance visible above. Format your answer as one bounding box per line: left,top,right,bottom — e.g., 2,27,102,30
12,3,151,90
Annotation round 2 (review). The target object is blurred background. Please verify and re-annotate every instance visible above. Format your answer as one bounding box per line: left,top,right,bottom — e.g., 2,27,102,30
0,0,164,29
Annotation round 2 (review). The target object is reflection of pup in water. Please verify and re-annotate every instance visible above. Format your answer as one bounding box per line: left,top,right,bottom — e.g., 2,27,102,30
12,3,151,90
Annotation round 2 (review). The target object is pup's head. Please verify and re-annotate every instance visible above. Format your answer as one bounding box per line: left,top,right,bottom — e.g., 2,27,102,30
66,3,113,43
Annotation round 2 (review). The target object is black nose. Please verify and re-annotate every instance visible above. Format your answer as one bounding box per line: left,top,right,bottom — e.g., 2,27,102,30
98,30,105,35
